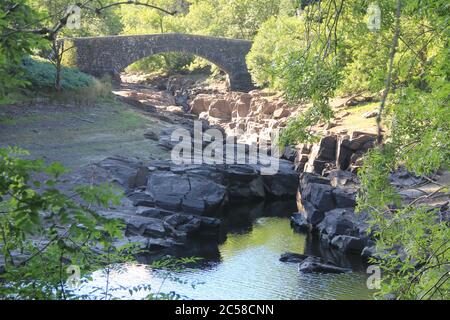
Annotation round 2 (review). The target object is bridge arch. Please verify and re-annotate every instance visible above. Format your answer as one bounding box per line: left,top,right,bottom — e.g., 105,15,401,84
68,33,254,92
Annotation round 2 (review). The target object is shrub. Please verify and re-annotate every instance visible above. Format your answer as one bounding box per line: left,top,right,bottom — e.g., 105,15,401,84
21,56,94,91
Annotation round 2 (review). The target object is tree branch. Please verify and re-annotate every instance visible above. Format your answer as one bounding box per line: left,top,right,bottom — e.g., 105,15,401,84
93,1,177,16
2,0,177,41
376,0,402,145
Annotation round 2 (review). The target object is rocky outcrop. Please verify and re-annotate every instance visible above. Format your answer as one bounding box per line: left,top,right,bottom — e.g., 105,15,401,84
88,156,298,259
189,91,293,144
291,169,373,258
129,159,298,211
290,131,377,175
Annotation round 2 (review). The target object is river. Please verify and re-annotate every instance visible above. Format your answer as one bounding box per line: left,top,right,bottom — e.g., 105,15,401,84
73,202,374,300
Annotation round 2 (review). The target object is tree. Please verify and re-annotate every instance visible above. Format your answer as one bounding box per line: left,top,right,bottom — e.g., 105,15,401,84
0,0,177,94
248,0,449,299
0,1,45,99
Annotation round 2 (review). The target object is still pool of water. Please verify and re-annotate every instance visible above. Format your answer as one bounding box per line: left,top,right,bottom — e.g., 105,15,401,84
74,216,374,300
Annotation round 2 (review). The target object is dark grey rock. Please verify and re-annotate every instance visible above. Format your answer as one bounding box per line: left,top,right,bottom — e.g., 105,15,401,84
279,252,310,263
96,156,142,188
281,145,297,162
298,257,351,274
262,171,298,197
302,183,335,212
299,172,331,187
302,201,325,226
136,207,166,218
146,170,227,214
336,138,354,170
128,191,155,207
348,132,377,151
317,135,337,161
330,235,365,254
361,245,377,258
143,131,159,141
332,188,356,208
317,208,358,239
163,213,220,237
290,213,311,232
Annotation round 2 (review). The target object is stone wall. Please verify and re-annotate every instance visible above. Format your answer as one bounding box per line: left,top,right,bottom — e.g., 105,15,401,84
67,33,254,92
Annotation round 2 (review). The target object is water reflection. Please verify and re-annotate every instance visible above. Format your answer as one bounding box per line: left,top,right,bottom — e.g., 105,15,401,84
76,211,374,299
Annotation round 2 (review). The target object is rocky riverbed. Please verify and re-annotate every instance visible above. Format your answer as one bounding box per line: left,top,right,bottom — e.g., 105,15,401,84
1,72,448,279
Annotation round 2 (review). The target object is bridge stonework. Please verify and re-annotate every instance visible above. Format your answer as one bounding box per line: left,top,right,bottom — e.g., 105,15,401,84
68,33,254,92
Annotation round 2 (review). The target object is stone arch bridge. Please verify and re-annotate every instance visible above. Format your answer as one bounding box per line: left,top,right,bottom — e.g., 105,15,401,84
67,33,254,92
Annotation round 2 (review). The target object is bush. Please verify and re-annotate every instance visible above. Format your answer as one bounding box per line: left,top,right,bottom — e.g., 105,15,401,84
0,147,131,299
21,56,94,91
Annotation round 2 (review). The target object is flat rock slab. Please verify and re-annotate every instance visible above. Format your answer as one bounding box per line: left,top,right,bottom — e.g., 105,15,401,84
76,156,298,258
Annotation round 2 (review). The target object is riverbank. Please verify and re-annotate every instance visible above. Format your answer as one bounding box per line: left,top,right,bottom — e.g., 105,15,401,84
1,72,448,299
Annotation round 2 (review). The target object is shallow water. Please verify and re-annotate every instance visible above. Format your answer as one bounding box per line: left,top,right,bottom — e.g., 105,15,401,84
75,214,374,300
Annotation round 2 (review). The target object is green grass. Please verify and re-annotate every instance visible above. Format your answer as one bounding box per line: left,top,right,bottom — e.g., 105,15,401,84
337,102,379,133
0,57,113,107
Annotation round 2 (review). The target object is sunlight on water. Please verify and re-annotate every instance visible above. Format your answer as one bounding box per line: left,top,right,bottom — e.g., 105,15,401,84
76,217,374,300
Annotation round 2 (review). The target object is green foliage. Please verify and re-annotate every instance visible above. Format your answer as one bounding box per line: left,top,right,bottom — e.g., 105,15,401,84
246,16,305,88
181,0,282,39
0,0,46,98
0,147,133,299
120,0,194,74
387,82,450,176
369,204,449,300
29,0,123,38
127,53,194,75
119,0,283,74
278,104,333,146
247,0,450,299
21,56,94,90
356,76,449,300
249,1,345,145
357,147,400,212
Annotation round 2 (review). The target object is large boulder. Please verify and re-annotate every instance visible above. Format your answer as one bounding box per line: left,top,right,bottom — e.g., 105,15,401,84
336,136,354,170
348,131,377,151
163,214,220,237
128,191,155,207
298,257,351,274
332,188,356,208
96,156,142,189
220,164,267,200
261,101,276,115
208,99,232,120
317,208,359,240
236,101,250,117
281,145,297,162
147,170,227,214
301,183,335,212
317,135,337,161
262,160,298,197
330,235,365,254
300,201,325,226
101,211,170,238
297,173,333,225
